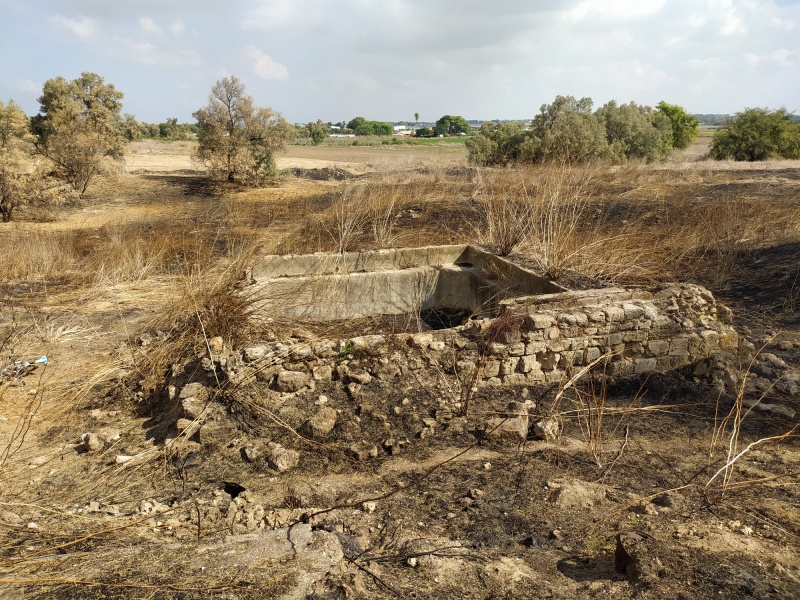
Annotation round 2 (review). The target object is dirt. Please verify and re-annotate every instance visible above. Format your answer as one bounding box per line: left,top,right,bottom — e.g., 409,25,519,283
0,140,798,599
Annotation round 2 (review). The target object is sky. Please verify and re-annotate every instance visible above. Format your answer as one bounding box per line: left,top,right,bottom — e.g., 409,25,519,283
1,0,799,124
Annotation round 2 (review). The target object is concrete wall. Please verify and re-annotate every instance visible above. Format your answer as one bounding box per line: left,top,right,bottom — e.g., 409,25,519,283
249,245,564,322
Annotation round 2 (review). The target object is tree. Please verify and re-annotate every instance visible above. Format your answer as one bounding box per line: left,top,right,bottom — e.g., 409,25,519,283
466,121,532,166
31,72,127,195
0,100,35,221
595,101,672,163
414,112,420,123
655,101,698,149
306,119,331,145
193,76,293,183
434,115,472,136
529,96,608,163
710,107,800,161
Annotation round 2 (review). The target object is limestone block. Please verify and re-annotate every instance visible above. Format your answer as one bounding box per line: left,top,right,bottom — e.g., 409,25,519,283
668,338,689,357
537,352,559,371
276,370,312,393
646,340,670,356
634,358,657,374
500,357,520,376
482,360,501,378
303,406,338,439
622,330,648,343
312,365,333,381
604,307,625,322
508,342,526,356
519,355,539,373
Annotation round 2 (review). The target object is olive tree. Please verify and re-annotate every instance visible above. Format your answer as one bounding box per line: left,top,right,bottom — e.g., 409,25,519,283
193,76,293,183
529,96,609,163
595,101,672,162
31,72,126,195
655,101,698,149
710,108,800,161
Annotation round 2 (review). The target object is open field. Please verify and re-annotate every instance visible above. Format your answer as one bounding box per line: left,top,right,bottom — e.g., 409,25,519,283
1,139,799,599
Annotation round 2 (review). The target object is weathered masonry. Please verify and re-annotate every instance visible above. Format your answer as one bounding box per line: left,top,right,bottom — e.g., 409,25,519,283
227,246,739,391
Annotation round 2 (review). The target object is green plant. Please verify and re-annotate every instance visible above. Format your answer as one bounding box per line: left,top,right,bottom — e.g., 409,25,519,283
193,76,293,183
710,107,800,161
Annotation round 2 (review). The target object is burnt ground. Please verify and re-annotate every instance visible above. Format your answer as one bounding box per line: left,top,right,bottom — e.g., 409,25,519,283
0,144,799,599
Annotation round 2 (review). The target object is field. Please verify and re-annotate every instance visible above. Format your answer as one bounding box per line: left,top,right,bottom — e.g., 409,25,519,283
0,138,799,599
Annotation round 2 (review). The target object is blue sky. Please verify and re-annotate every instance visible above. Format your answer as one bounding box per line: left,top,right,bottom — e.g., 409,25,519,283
1,0,798,124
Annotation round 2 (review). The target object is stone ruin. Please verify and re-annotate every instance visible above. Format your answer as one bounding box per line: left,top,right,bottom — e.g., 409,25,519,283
219,245,740,393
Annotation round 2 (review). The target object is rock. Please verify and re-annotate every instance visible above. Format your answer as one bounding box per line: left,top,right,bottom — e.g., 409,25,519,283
208,336,224,353
348,442,378,461
312,365,332,381
0,511,23,525
180,383,209,420
242,441,265,463
81,432,102,452
97,427,121,444
267,443,299,472
547,479,608,510
348,369,372,385
276,370,312,393
486,401,529,442
533,417,561,442
743,399,796,419
303,406,338,439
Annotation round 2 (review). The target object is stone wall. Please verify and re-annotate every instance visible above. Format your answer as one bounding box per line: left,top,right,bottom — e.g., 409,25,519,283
220,283,739,395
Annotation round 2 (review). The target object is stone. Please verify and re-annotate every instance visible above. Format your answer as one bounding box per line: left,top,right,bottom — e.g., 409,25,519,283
97,427,121,444
81,432,102,452
0,511,23,525
276,370,312,393
208,336,224,353
533,417,561,442
312,365,332,381
176,418,201,438
486,401,529,442
242,441,265,463
267,442,300,472
303,406,338,439
348,442,379,461
348,369,372,385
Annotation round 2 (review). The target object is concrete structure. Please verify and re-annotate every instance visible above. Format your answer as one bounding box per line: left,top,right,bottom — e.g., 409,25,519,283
249,245,565,322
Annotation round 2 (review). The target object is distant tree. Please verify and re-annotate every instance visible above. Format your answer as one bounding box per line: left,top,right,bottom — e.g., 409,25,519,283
121,113,144,141
466,121,532,166
306,119,331,145
710,107,800,161
347,117,393,136
414,127,435,138
529,96,608,163
347,116,366,131
434,115,472,136
595,101,672,162
0,100,34,221
655,101,698,149
414,112,420,123
193,76,293,182
31,72,127,195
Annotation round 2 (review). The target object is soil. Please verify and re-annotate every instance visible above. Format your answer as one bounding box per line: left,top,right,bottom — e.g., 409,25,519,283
0,140,798,599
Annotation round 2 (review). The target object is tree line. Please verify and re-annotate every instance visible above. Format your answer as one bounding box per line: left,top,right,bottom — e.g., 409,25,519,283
1,71,799,221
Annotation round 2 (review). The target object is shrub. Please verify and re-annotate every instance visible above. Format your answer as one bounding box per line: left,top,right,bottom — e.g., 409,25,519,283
710,107,800,161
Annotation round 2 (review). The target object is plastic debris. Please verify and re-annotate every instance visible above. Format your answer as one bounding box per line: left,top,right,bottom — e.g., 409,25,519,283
1,356,48,379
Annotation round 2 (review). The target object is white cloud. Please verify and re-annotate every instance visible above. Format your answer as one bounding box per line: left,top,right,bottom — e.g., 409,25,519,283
170,20,186,35
565,0,667,23
139,17,162,34
745,48,794,67
686,57,727,69
110,37,204,67
719,8,745,35
53,14,95,38
245,46,289,80
770,16,797,32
